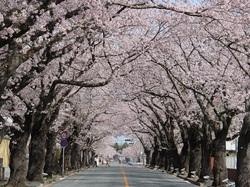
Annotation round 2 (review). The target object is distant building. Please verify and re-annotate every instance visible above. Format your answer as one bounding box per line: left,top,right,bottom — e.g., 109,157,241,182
226,137,238,181
0,136,10,168
0,116,12,180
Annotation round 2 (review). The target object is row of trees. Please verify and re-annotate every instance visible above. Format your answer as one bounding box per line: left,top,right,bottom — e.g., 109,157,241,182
0,0,143,186
43,89,114,177
115,1,249,186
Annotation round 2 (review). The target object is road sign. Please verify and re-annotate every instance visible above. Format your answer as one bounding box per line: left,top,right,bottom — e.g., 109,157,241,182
60,138,68,148
60,131,68,148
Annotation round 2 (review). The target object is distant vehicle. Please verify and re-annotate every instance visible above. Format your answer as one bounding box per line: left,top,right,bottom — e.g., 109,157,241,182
125,139,132,142
125,139,134,144
127,162,133,166
122,160,127,164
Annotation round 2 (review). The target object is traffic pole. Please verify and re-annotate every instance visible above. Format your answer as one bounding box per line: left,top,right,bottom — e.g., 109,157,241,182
62,147,65,177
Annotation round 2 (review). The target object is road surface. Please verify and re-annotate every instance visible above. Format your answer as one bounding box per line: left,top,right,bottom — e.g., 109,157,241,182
51,165,195,187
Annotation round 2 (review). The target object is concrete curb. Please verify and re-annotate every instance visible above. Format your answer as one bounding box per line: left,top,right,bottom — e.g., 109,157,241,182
42,169,82,187
178,175,203,186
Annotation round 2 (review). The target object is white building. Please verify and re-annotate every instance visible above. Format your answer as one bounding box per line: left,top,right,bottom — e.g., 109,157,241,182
226,137,238,169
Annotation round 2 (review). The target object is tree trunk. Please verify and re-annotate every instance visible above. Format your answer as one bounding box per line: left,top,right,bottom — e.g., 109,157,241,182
71,143,80,170
156,149,161,167
159,149,166,169
7,132,30,187
200,139,211,180
82,149,90,167
157,149,162,168
44,131,57,178
86,150,90,167
213,137,228,186
237,112,250,187
213,116,233,187
164,151,170,171
180,127,190,174
172,148,180,172
150,144,159,168
81,149,87,167
80,149,88,168
189,148,202,177
180,142,190,174
7,111,33,187
27,114,48,182
64,142,72,171
89,151,95,166
200,121,212,180
168,150,175,171
144,149,151,166
189,128,202,177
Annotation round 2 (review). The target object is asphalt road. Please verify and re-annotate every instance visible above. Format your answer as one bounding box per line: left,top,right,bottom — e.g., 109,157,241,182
51,165,195,187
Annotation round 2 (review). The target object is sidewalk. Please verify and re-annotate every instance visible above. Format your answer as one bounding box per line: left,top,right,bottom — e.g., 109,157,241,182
0,180,43,187
0,168,86,187
0,180,7,186
145,166,202,186
147,166,236,187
